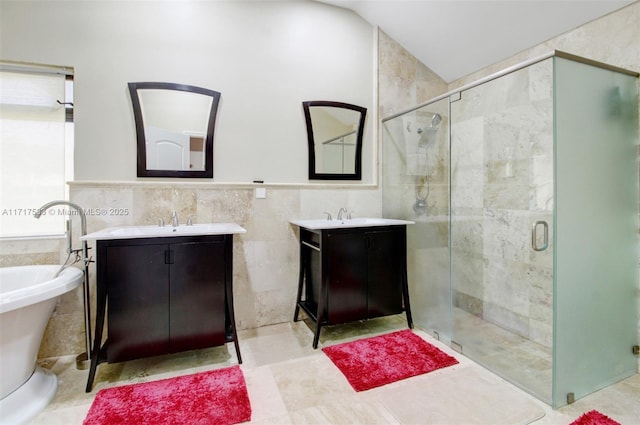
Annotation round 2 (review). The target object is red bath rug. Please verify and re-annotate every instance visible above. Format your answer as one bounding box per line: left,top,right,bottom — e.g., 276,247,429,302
569,410,621,425
322,329,458,391
83,365,251,425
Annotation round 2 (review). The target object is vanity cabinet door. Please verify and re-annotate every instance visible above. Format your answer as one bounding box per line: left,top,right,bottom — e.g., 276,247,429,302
106,243,169,363
169,239,226,352
366,229,404,318
326,231,368,324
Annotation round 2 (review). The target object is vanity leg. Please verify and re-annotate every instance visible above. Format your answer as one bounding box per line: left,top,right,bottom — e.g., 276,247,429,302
86,274,107,392
233,336,242,364
312,278,327,349
225,298,242,364
312,319,322,349
225,236,242,364
401,246,413,329
293,241,305,322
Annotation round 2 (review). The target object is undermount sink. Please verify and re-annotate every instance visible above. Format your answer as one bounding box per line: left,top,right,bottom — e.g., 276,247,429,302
81,222,246,240
290,217,415,230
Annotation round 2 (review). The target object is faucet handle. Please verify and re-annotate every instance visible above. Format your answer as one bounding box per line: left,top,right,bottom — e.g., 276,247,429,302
158,218,165,227
171,211,179,227
322,212,333,221
186,215,195,226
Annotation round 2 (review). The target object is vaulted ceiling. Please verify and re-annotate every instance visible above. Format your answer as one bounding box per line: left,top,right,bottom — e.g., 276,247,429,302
316,0,636,82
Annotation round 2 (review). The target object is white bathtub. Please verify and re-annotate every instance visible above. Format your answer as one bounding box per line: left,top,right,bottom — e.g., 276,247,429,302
0,265,83,424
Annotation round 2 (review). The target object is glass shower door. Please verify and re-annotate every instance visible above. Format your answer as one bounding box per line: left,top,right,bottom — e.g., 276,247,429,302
382,51,638,408
449,59,555,403
382,98,452,344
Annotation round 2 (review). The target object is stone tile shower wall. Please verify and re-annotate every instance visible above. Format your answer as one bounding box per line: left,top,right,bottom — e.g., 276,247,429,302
448,1,639,369
381,107,451,334
377,31,448,120
450,61,554,349
378,30,452,335
380,58,555,350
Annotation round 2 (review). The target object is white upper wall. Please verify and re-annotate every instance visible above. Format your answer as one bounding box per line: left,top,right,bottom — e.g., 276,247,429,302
0,0,375,183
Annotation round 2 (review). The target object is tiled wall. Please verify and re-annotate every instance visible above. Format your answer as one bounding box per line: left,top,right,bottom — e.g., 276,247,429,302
449,59,555,348
378,31,453,343
377,31,448,120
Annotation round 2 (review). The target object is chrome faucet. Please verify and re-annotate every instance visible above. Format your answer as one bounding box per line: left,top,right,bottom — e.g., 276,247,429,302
35,201,88,262
171,211,179,227
35,200,92,368
35,200,87,235
337,207,348,221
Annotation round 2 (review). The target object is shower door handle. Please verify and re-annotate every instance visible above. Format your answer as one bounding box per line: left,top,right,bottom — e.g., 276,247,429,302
531,220,549,251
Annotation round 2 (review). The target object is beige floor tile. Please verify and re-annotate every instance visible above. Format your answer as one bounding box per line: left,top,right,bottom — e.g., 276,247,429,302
239,321,317,367
270,354,354,412
29,404,92,425
26,317,640,425
288,399,401,425
378,363,545,424
243,365,289,423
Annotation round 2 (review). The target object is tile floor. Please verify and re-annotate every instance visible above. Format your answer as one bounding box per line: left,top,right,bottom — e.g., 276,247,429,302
30,316,639,424
453,307,553,403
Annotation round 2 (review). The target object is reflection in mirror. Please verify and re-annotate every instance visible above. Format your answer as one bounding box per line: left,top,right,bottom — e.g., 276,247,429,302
128,82,221,178
303,101,366,180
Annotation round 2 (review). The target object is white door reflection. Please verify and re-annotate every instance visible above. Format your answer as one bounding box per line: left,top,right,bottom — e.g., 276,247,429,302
145,126,190,170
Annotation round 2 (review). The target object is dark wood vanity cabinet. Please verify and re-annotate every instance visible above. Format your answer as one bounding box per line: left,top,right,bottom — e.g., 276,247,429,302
86,234,241,391
106,238,226,362
294,225,413,348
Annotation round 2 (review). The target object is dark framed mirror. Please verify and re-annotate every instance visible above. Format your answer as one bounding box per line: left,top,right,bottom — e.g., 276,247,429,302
128,82,221,178
303,100,366,180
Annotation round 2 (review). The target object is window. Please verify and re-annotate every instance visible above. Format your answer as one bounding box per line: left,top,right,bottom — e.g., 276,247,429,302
0,63,74,238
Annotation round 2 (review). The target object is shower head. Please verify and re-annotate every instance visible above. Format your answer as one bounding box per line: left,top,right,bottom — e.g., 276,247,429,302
417,113,441,147
416,113,442,134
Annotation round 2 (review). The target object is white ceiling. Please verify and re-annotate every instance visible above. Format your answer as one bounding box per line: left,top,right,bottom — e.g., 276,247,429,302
315,0,636,82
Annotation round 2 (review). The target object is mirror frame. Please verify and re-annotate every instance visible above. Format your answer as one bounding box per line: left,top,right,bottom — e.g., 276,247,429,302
128,82,221,178
303,100,366,180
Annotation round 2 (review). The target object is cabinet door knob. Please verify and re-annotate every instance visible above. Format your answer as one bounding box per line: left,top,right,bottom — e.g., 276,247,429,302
165,249,174,264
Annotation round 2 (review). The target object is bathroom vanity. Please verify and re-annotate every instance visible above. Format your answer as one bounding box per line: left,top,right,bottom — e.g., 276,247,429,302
81,223,245,392
290,218,414,348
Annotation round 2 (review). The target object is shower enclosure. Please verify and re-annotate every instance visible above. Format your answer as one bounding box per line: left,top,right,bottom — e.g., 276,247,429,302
382,51,639,408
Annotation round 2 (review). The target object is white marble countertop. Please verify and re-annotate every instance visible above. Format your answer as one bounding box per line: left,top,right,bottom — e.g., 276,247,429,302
81,223,246,241
289,217,414,230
